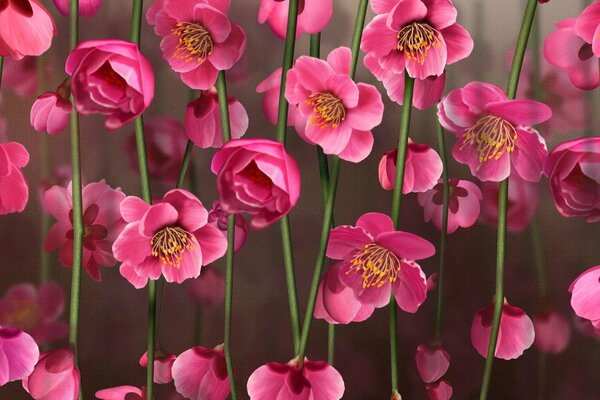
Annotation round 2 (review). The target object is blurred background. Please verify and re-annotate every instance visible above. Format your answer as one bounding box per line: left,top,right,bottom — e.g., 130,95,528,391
1,0,600,398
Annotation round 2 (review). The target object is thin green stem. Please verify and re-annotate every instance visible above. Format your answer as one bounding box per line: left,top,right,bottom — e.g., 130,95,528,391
281,216,301,352
310,33,321,58
389,296,399,391
434,120,449,339
350,0,369,80
177,141,195,189
327,323,335,365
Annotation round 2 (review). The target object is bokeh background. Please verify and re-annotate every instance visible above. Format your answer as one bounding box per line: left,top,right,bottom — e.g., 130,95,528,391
1,0,600,398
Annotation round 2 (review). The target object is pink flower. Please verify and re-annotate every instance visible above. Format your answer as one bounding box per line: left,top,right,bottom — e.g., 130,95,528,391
148,0,246,90
113,189,227,287
256,68,299,126
140,350,176,384
438,82,551,182
327,212,435,313
1,56,40,97
52,0,102,17
533,311,571,354
186,268,225,307
185,88,248,148
415,343,450,384
569,265,600,330
44,180,126,281
543,137,600,222
378,140,443,193
23,349,80,400
172,345,230,400
96,386,147,400
418,178,482,234
426,380,453,400
361,0,473,80
30,89,72,135
0,0,56,60
65,39,155,130
258,0,332,39
471,299,535,360
0,141,29,215
211,138,301,229
207,201,248,253
39,165,72,207
0,327,39,386
247,357,344,400
0,282,67,344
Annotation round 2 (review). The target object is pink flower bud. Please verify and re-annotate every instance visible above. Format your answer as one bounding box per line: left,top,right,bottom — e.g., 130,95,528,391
23,349,80,400
30,89,72,135
52,0,103,17
415,344,450,383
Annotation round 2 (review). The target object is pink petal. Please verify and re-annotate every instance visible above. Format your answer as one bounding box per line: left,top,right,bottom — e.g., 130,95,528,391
392,260,428,313
337,129,374,163
485,100,552,126
326,226,372,260
345,83,384,131
376,231,436,260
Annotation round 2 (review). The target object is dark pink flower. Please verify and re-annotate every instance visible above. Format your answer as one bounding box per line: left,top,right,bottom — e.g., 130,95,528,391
30,89,72,135
23,349,80,400
257,68,300,126
426,380,453,400
52,0,102,17
533,311,571,354
172,345,230,400
0,141,29,215
1,56,40,97
0,327,39,386
96,386,147,400
140,350,176,384
569,265,600,331
186,268,225,307
207,201,248,253
258,0,332,39
415,343,450,384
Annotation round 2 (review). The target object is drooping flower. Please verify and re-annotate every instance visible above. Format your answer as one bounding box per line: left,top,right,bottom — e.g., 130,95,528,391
172,345,230,400
533,311,571,354
247,357,344,400
471,298,535,360
438,82,551,182
256,68,299,126
0,141,29,215
140,349,176,384
52,0,102,17
65,39,155,130
44,180,126,281
1,56,40,97
147,0,246,90
207,201,248,253
418,178,482,234
426,380,453,400
113,189,227,288
185,88,248,148
258,0,333,39
327,212,436,313
569,265,600,330
186,268,225,307
30,84,72,135
96,386,147,400
0,327,39,386
23,349,80,400
211,138,301,229
415,343,450,384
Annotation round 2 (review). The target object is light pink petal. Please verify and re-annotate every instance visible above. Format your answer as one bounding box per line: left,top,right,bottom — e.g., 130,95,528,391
120,196,150,223
426,380,453,400
119,262,149,289
140,203,179,237
486,100,552,126
162,189,209,232
112,222,151,265
543,26,583,69
570,266,600,322
575,1,600,43
345,83,384,131
304,361,345,399
326,226,372,260
326,47,351,76
512,128,547,183
392,260,428,313
356,212,394,237
195,224,227,266
415,344,451,383
376,231,436,260
0,328,39,386
338,130,374,163
442,23,474,64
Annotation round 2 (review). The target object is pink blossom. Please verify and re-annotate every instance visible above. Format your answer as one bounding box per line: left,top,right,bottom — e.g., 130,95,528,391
576,2,600,57
186,268,225,307
256,68,299,126
0,141,29,215
258,0,332,39
148,0,246,90
52,0,102,17
185,88,248,148
0,0,56,60
0,282,67,344
438,82,551,182
418,178,482,234
44,180,126,281
140,350,176,384
211,138,301,229
23,349,80,400
569,265,600,330
172,345,230,400
1,56,39,97
113,189,227,287
378,140,443,193
0,327,39,386
533,311,571,354
207,201,248,253
415,343,450,384
30,89,72,135
426,380,453,400
327,212,435,313
471,299,535,360
544,137,600,222
247,357,344,400
361,0,473,80
65,39,155,130
96,386,147,400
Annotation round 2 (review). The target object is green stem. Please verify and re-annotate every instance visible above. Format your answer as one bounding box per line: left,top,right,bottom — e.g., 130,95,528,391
389,297,399,391
176,141,194,189
327,323,335,365
350,0,369,80
434,120,449,339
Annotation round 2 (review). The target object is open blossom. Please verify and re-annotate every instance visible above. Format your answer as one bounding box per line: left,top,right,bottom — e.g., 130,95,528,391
247,357,344,400
1,56,40,97
186,268,225,307
140,350,176,384
113,189,227,288
211,138,301,229
569,265,600,331
66,39,154,130
438,82,551,182
172,345,230,400
533,311,571,353
257,68,299,126
30,86,72,135
258,0,332,39
286,47,384,163
0,327,39,386
23,349,80,400
207,201,248,253
52,0,102,17
415,344,450,384
0,141,29,215
327,212,435,313
147,0,246,90
96,386,147,400
426,380,453,400
44,180,126,281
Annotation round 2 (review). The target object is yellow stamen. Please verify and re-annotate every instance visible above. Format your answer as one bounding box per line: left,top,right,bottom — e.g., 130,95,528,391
171,22,213,63
460,115,518,163
305,93,346,129
397,22,443,65
151,226,196,268
346,244,401,289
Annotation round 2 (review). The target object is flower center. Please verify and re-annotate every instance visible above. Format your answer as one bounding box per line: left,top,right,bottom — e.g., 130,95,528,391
151,226,195,268
461,115,517,163
5,300,41,332
240,161,273,188
347,244,401,289
96,62,127,88
306,93,346,128
397,22,442,65
172,22,214,63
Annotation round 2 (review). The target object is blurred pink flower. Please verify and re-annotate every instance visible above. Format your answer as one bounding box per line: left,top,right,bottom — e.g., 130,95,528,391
247,357,344,399
1,56,39,97
207,201,248,253
52,0,102,17
185,88,248,149
0,141,29,215
569,265,600,331
258,0,332,39
438,82,551,182
426,380,453,400
471,299,535,360
0,282,67,344
30,88,72,135
0,327,39,386
23,349,80,400
114,189,227,287
140,350,176,384
256,68,299,126
172,345,230,400
65,39,154,130
39,165,71,207
96,386,147,400
415,343,450,384
211,138,301,229
44,180,126,281
186,268,225,307
533,311,571,354
286,47,384,163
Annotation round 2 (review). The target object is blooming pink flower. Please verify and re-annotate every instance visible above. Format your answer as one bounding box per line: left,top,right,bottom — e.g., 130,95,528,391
426,380,453,400
415,343,450,384
327,212,435,313
258,0,332,39
544,137,600,222
0,282,67,344
30,89,72,135
361,0,473,80
569,265,600,330
471,299,535,360
113,189,227,287
247,357,344,399
44,180,126,281
0,327,39,386
211,138,301,229
256,68,299,126
52,0,102,17
0,0,56,60
438,82,551,182
147,0,246,90
1,56,40,97
23,349,80,400
65,39,154,130
186,268,225,307
96,386,147,400
140,350,176,384
172,345,230,400
378,140,443,193
0,141,29,215
418,178,482,234
533,311,571,354
207,201,248,253
185,88,248,148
